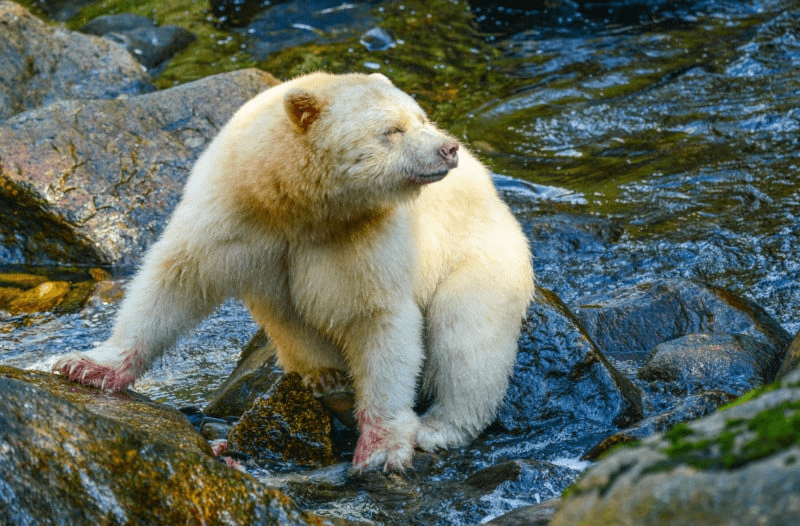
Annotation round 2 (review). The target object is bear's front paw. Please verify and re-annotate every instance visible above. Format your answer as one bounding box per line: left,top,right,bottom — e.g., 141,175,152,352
54,351,135,392
351,410,417,472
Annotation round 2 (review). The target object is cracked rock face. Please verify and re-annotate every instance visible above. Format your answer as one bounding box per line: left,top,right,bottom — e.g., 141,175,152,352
0,68,279,267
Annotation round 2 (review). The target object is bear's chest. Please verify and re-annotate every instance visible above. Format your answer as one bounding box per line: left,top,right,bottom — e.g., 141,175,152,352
286,217,419,328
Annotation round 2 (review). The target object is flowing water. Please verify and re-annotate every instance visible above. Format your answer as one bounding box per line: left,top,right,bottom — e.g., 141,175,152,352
1,0,799,522
456,1,800,336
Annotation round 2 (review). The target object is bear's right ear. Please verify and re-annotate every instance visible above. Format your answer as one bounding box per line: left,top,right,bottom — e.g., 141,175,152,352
285,88,323,133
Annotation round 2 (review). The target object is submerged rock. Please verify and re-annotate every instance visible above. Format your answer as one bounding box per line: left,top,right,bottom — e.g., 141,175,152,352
0,366,322,525
0,1,153,121
5,280,71,314
551,368,800,526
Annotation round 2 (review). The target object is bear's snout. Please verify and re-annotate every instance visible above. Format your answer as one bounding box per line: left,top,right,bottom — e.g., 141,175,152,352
439,141,459,170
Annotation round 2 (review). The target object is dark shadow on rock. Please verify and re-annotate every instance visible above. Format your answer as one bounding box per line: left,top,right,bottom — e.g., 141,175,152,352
499,288,643,442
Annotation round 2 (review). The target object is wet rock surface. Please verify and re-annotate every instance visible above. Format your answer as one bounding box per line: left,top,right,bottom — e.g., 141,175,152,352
640,332,783,395
573,279,791,364
1,67,280,267
0,271,119,315
0,366,323,525
0,1,153,121
499,288,643,442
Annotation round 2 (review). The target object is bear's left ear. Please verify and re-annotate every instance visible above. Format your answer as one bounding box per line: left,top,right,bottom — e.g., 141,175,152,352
285,88,323,133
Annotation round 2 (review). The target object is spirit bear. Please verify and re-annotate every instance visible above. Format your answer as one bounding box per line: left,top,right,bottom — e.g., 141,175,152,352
55,72,534,471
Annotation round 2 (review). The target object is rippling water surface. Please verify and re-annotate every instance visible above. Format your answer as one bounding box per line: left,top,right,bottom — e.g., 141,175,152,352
460,1,800,334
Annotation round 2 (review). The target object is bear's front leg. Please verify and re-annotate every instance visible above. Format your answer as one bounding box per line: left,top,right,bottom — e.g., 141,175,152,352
55,241,220,391
343,298,424,472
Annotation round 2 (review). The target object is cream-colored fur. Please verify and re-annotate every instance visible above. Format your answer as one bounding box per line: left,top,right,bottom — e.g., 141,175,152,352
55,72,534,471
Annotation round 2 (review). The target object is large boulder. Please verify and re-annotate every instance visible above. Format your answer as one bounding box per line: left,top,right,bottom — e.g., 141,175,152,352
0,365,322,525
0,1,153,120
0,67,280,267
498,288,644,442
551,367,800,526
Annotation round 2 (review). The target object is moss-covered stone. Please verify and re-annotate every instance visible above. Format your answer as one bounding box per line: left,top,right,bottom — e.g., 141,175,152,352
551,369,800,526
227,372,334,467
0,366,329,525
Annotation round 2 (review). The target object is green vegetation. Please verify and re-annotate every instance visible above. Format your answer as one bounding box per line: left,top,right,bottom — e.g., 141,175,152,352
15,0,523,128
651,400,800,473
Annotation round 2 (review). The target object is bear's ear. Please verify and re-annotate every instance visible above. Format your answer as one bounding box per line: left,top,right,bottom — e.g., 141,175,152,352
284,88,323,133
369,73,393,85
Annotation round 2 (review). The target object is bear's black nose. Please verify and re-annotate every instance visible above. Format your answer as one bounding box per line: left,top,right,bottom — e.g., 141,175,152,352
439,141,459,169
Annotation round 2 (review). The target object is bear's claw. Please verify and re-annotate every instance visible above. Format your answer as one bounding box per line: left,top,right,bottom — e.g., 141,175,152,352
54,353,135,392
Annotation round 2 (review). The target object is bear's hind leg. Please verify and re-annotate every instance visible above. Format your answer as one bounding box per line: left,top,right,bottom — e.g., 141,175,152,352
416,269,528,451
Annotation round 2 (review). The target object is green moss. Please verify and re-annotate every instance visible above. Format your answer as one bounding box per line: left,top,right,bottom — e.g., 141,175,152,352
718,381,781,412
647,400,800,475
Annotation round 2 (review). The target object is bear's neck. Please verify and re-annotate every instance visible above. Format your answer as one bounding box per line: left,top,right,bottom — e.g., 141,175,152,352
237,188,397,244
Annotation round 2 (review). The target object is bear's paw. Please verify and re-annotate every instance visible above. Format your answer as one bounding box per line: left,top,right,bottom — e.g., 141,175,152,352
352,410,417,472
54,349,136,391
415,416,474,452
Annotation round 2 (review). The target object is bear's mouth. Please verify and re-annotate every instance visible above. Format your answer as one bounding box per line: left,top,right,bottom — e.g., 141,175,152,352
405,168,450,186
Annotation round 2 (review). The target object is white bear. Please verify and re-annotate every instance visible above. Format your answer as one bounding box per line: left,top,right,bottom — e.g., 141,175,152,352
55,72,534,471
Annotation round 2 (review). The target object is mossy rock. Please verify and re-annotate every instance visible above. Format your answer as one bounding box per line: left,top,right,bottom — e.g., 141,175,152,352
551,368,800,526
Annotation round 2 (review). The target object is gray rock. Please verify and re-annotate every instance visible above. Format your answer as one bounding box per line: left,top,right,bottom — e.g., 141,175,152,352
0,1,154,120
573,279,791,364
0,68,280,268
104,25,197,71
640,332,783,395
551,369,800,526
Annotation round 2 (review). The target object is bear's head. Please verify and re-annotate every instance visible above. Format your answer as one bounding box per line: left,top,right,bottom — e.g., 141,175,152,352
283,73,459,205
